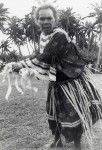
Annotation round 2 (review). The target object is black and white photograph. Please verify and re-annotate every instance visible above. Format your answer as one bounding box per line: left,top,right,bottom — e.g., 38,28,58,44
0,0,102,149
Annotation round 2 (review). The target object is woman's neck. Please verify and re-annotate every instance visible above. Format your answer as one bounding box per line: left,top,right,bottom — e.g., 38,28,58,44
43,29,54,36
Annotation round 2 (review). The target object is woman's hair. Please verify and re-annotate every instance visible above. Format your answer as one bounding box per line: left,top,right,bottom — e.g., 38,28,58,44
35,4,57,21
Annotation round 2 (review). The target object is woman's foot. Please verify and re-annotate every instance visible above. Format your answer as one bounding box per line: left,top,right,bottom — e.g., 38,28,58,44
50,139,63,148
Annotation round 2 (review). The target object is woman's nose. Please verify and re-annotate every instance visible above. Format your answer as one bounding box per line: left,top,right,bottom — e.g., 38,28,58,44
43,19,49,23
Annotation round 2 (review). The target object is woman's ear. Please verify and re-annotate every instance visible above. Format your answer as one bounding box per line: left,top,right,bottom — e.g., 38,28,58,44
36,19,40,26
35,18,40,27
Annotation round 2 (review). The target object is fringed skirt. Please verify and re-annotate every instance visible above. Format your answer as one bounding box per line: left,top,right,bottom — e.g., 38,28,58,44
46,68,102,145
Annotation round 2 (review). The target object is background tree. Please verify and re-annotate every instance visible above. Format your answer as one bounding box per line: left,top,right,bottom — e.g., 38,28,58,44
0,40,11,62
0,3,8,33
58,8,78,39
0,1,101,65
23,7,40,54
89,3,102,67
0,40,20,62
6,16,26,56
58,8,98,62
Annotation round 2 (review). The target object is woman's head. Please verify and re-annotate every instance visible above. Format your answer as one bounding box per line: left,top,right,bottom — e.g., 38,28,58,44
36,5,57,35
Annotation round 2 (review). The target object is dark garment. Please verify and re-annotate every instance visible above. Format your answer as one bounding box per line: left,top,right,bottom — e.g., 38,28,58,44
36,32,69,64
48,119,83,142
33,29,102,143
46,73,102,141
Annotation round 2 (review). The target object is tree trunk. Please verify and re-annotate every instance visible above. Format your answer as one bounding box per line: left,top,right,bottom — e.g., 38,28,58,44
17,45,23,57
96,25,102,69
26,39,30,56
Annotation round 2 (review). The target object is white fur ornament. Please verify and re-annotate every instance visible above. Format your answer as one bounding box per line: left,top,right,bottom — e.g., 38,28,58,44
1,63,38,100
1,62,24,100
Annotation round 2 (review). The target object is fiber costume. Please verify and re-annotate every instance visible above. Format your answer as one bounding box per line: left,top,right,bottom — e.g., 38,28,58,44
31,28,102,147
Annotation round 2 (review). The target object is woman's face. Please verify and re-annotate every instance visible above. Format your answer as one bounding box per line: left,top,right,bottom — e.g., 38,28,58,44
37,8,56,35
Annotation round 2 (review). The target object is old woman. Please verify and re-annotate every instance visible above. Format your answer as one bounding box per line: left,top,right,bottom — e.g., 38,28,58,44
32,4,102,150
7,4,102,150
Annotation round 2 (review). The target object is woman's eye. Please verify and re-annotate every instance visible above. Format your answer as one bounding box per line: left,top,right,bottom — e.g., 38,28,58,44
47,17,52,21
39,17,52,21
40,18,45,21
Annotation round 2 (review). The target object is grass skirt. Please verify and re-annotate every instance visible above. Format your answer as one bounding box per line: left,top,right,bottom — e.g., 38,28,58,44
46,67,102,149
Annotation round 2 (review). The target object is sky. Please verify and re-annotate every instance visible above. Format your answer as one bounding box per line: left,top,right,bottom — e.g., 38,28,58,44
0,0,102,55
1,0,101,18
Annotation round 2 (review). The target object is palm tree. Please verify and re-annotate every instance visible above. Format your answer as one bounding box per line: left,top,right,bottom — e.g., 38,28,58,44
58,8,88,48
58,7,99,63
23,8,40,54
0,39,11,62
85,3,102,68
93,4,102,68
6,16,26,56
0,3,8,32
58,8,78,40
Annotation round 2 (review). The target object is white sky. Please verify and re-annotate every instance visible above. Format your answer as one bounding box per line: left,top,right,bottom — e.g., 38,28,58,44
1,0,101,18
0,0,101,55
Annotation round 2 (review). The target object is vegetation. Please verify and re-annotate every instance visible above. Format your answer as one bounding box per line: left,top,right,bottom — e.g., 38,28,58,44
0,3,8,32
0,2,102,66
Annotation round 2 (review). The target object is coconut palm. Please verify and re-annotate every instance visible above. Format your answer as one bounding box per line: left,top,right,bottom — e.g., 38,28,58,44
0,39,11,62
23,7,40,54
85,3,102,68
58,7,100,63
58,8,78,39
0,39,11,53
58,8,87,47
6,16,26,56
0,3,8,32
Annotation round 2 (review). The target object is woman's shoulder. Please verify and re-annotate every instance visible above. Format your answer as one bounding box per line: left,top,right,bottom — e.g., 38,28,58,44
53,28,67,36
53,28,71,42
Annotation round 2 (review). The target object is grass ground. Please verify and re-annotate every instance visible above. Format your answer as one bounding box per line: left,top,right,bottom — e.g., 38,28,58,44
0,75,102,150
